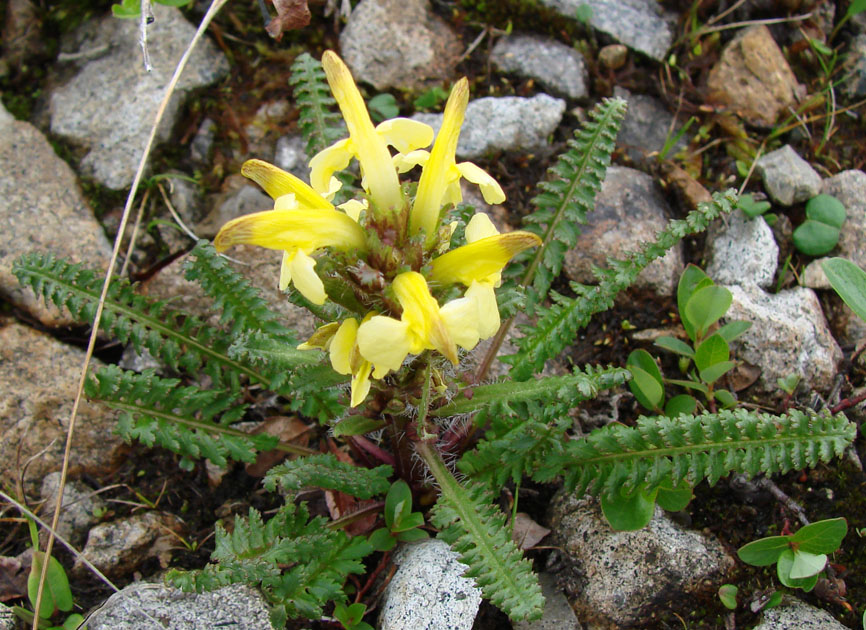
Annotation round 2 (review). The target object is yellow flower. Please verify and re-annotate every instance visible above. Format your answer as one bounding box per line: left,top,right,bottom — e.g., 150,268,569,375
298,320,373,407
408,79,506,244
213,200,367,305
312,51,433,214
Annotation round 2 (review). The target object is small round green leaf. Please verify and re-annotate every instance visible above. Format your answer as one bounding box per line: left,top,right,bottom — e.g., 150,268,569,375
718,584,738,610
656,481,693,512
368,528,397,552
792,220,840,256
600,486,656,531
737,536,790,566
664,394,697,418
806,194,846,228
678,265,713,340
777,549,820,591
694,334,730,372
714,389,737,409
626,350,664,411
789,550,827,579
685,286,732,338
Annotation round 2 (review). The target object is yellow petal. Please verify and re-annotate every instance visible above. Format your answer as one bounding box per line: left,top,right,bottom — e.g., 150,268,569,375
322,51,403,212
350,360,373,407
466,281,500,339
392,271,457,364
289,250,327,305
393,149,430,174
357,315,413,378
430,231,541,287
214,208,367,253
330,318,359,375
274,194,298,211
410,78,469,241
309,139,354,196
376,118,434,154
297,322,340,350
465,212,499,242
278,250,293,291
338,198,367,222
440,295,481,350
456,162,506,205
241,159,333,210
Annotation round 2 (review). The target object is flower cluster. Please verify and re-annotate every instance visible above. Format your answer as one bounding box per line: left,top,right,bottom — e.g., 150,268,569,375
214,51,540,407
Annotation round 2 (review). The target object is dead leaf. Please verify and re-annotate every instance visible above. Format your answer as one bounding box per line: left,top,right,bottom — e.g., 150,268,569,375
0,556,26,602
265,0,311,39
729,362,761,392
245,416,312,477
511,512,550,550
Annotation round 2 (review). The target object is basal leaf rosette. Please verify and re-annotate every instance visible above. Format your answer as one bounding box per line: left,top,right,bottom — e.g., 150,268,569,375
214,51,539,406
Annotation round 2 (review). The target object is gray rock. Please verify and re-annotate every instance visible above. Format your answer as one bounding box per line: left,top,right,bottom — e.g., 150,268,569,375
726,284,842,393
196,180,273,238
756,145,822,206
379,540,481,630
562,166,684,297
0,103,112,327
844,34,866,99
538,0,676,61
822,170,866,270
413,94,565,159
49,4,229,189
514,572,582,630
87,582,271,630
340,0,461,91
40,472,106,547
801,259,832,290
613,87,688,164
491,34,589,99
76,512,177,578
752,595,847,629
190,118,216,164
242,100,290,164
706,26,803,128
0,323,123,493
140,244,318,340
706,212,778,289
273,134,309,181
0,602,15,630
548,493,734,628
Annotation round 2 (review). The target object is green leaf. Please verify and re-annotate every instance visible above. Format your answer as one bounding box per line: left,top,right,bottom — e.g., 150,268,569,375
806,194,846,228
368,528,397,552
367,93,399,122
793,220,840,256
264,455,392,499
665,378,709,394
699,360,736,385
677,264,712,340
738,536,790,566
155,0,192,5
333,416,386,438
847,0,866,17
654,336,695,358
789,550,827,579
822,258,866,323
777,549,819,591
111,0,140,18
656,481,693,512
714,389,737,408
718,584,738,610
738,194,771,219
385,481,412,529
694,334,729,372
685,286,732,338
600,486,656,531
627,351,663,403
62,613,85,630
396,528,429,542
28,553,73,619
664,394,697,418
628,365,664,411
792,517,847,554
716,320,751,343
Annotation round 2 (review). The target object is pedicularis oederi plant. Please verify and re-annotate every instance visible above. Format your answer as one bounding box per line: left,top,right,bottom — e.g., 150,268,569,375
14,51,856,626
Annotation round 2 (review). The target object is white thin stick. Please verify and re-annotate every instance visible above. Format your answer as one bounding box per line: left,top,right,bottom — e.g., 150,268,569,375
31,1,229,626
139,0,153,72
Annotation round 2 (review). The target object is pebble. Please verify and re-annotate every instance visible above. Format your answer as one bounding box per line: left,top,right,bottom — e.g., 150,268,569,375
844,34,866,99
752,595,848,629
706,212,778,289
339,0,461,90
707,25,804,128
513,572,583,630
548,493,734,628
273,134,309,181
598,44,628,70
379,540,481,630
756,145,822,206
562,166,684,298
538,0,675,62
822,170,866,271
491,34,589,99
40,471,106,547
48,4,229,189
413,94,565,159
0,602,15,630
614,86,688,164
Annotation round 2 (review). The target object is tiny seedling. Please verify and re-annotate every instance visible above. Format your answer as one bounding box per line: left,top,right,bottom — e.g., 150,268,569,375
737,193,775,224
333,602,374,630
737,518,847,592
718,584,738,610
792,194,846,256
413,86,449,111
367,480,429,552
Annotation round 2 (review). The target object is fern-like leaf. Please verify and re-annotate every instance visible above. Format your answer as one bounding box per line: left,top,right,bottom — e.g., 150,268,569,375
290,52,347,157
514,97,627,307
85,366,277,467
420,445,544,621
264,454,392,498
184,240,292,339
547,408,855,498
169,502,372,623
13,253,263,389
506,190,738,380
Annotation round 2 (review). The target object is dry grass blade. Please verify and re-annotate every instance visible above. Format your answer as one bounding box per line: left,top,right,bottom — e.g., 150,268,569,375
31,0,230,626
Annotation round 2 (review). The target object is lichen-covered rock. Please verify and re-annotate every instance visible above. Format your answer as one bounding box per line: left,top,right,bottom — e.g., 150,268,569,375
48,4,229,189
379,540,481,630
413,94,565,159
614,87,688,165
752,596,848,629
562,166,683,297
0,323,123,492
339,0,460,90
0,103,112,327
707,25,803,128
756,145,822,206
726,284,842,393
40,472,106,547
548,493,734,628
822,170,866,270
491,34,589,99
706,212,778,289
